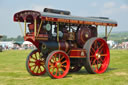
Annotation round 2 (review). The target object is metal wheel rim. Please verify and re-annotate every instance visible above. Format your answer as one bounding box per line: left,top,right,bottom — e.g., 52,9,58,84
47,51,70,79
89,38,110,73
27,50,46,75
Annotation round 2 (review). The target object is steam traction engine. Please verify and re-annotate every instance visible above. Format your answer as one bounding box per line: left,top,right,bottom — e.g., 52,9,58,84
13,8,117,79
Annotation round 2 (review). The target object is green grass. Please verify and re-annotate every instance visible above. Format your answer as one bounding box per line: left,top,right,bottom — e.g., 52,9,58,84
0,50,128,85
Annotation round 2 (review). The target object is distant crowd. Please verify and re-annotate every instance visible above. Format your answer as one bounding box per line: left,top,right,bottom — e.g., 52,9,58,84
0,44,36,51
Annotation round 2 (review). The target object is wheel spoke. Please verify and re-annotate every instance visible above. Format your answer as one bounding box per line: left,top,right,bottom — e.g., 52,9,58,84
30,64,36,68
51,67,56,73
100,54,107,56
31,56,37,60
50,58,55,63
54,54,57,62
49,66,54,69
99,57,104,63
40,64,45,69
98,47,104,54
98,43,104,51
91,59,96,65
29,61,35,63
49,62,54,66
36,66,39,73
60,67,64,72
61,60,67,64
55,68,58,76
100,56,107,64
35,53,38,60
51,55,57,62
60,56,65,61
58,70,61,76
51,57,54,61
61,65,67,68
90,55,95,57
40,60,45,65
94,41,98,48
91,47,96,54
94,64,98,71
58,54,61,61
98,58,103,64
38,52,41,59
90,51,93,55
32,65,36,72
39,66,42,72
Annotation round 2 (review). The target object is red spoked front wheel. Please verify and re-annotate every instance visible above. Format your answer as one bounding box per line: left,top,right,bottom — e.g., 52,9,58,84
26,49,46,76
45,50,70,79
84,37,110,74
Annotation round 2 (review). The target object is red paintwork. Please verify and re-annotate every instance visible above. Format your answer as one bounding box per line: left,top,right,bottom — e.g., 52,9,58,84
47,51,70,79
77,27,92,47
14,10,40,22
89,38,110,73
13,9,117,79
69,49,86,58
28,24,34,30
27,49,46,75
24,36,39,48
14,10,117,26
41,16,117,27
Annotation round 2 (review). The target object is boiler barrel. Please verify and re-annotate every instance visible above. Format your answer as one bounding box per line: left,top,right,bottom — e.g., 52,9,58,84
41,41,69,54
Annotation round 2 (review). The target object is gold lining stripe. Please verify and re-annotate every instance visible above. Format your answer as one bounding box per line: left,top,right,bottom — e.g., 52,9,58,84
70,50,85,52
70,56,85,58
35,37,48,40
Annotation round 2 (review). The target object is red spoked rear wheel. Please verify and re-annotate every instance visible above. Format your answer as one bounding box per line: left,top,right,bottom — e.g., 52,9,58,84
26,49,46,76
84,38,110,74
45,50,70,79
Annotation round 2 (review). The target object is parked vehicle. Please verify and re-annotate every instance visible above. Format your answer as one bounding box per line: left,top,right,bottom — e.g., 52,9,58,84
13,8,117,79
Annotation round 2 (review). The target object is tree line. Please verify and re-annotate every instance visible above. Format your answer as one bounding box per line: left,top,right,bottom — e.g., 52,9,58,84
0,35,24,41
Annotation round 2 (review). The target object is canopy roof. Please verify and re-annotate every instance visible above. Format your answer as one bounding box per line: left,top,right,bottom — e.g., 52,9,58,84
14,10,117,27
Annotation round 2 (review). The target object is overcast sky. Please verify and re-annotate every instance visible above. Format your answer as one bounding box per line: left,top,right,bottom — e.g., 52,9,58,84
0,0,128,37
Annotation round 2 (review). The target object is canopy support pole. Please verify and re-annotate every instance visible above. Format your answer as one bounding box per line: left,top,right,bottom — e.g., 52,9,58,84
24,20,26,36
37,20,43,37
57,23,59,42
34,19,37,36
105,26,107,41
107,27,113,38
18,20,24,36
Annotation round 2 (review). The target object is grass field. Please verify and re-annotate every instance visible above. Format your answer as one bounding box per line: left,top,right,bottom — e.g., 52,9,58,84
0,50,128,85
